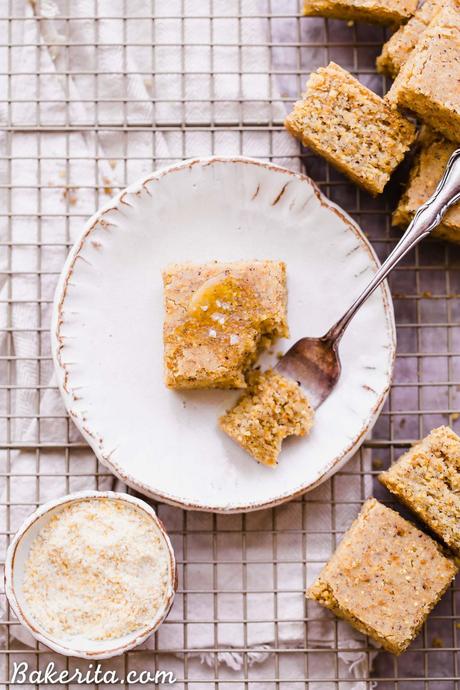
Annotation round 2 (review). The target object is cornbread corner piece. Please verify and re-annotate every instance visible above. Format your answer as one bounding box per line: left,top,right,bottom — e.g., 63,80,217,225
377,0,444,77
163,261,288,389
386,6,460,143
307,498,458,655
219,369,314,467
379,426,460,557
303,0,418,25
285,62,417,196
393,129,460,243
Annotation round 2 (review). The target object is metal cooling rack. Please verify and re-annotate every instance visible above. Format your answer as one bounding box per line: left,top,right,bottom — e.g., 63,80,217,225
0,0,459,688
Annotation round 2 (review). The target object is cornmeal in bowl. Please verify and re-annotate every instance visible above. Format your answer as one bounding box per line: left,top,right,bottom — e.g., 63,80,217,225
163,261,288,389
22,497,173,642
219,369,314,467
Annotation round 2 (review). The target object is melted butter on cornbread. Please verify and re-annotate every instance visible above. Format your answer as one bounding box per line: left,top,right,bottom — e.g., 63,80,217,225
163,261,289,389
187,273,259,335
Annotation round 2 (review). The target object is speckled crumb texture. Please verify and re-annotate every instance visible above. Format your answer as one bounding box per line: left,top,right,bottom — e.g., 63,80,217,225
379,426,460,557
386,5,460,143
284,62,417,196
219,369,314,467
303,0,418,24
377,0,445,78
393,128,460,243
307,498,458,655
162,261,288,389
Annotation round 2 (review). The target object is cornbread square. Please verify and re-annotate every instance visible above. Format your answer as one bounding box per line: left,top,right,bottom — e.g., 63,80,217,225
219,369,314,467
393,129,460,243
307,498,458,655
163,261,288,389
377,0,444,77
285,62,417,196
379,427,460,556
303,0,418,25
386,7,460,142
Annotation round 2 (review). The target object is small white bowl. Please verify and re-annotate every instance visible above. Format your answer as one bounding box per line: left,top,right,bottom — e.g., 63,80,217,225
4,491,177,659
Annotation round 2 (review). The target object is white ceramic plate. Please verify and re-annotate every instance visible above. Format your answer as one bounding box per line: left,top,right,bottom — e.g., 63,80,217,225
52,157,395,512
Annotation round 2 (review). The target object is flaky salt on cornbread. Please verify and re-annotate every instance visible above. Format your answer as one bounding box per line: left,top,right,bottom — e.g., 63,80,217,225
379,427,460,556
163,261,288,389
308,498,458,655
393,128,460,243
386,5,460,143
219,369,314,467
303,0,417,25
285,62,417,196
377,0,444,78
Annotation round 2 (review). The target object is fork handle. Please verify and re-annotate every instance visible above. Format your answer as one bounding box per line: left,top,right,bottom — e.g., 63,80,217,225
326,147,460,344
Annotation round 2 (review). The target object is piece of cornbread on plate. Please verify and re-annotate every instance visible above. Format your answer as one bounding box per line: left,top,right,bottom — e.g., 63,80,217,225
386,5,460,143
393,128,460,243
302,0,418,24
219,369,314,467
379,426,460,556
163,261,288,389
308,498,458,655
377,0,445,77
284,62,417,196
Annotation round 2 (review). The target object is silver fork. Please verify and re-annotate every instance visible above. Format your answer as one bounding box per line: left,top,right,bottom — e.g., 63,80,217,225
277,148,460,409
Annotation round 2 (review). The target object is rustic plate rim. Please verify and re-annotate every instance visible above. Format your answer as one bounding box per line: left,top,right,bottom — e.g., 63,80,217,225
51,156,396,513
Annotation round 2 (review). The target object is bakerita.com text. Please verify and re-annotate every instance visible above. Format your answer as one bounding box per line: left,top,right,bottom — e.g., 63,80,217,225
11,662,176,685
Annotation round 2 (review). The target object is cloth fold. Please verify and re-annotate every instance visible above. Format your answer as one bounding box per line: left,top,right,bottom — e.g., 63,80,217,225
0,1,377,687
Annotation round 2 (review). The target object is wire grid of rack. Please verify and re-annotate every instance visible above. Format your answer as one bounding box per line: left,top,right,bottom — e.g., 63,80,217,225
1,0,459,687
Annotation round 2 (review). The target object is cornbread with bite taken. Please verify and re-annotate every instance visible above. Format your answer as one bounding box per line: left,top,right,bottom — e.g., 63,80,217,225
386,5,460,143
379,426,460,556
303,0,418,25
219,369,314,467
285,62,417,196
377,0,445,77
307,498,458,655
163,261,288,389
393,128,460,243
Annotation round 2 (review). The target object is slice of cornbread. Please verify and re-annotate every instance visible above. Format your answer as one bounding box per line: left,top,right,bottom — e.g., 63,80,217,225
379,426,460,556
285,62,417,195
386,5,460,143
303,0,418,25
308,498,458,655
377,0,444,78
393,128,460,243
163,261,288,389
219,369,314,467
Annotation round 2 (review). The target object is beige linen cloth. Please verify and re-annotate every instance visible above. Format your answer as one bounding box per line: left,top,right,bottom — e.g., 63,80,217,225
0,1,378,687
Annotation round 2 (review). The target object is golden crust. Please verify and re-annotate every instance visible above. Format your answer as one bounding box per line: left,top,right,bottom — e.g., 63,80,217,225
379,426,460,556
377,0,444,77
162,261,288,389
307,498,458,655
386,6,460,143
285,62,416,195
219,369,314,467
303,0,418,24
